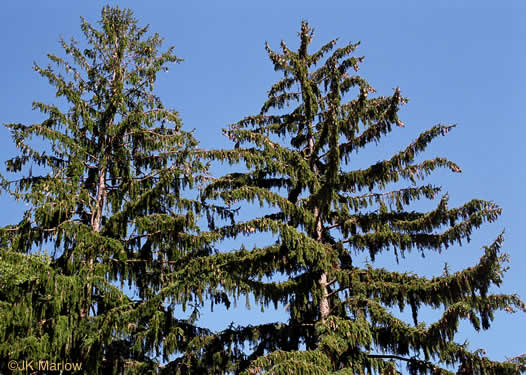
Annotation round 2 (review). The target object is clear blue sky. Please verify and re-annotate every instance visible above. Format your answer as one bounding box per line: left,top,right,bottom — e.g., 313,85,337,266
1,0,525,368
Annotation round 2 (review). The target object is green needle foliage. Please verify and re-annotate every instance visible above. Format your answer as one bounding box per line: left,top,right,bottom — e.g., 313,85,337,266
0,6,221,374
201,22,526,374
0,7,523,375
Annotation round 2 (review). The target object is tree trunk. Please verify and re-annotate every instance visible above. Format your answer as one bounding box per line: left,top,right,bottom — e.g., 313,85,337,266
315,207,329,322
80,167,106,319
91,167,106,233
308,130,330,323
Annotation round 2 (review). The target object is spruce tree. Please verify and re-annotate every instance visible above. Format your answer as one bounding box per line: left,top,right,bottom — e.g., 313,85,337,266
0,6,218,374
202,22,526,374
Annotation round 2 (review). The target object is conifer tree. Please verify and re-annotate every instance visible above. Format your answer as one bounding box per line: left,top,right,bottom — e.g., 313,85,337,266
0,7,219,374
202,22,526,374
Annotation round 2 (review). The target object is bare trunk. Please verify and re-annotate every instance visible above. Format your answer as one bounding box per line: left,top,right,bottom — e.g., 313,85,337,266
308,129,329,323
80,167,106,319
319,272,330,322
316,209,329,322
91,168,106,233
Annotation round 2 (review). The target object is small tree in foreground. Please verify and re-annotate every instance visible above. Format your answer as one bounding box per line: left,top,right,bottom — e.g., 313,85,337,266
200,22,526,374
0,7,221,374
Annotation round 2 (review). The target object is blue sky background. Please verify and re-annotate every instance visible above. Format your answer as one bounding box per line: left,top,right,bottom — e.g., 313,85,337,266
1,0,525,369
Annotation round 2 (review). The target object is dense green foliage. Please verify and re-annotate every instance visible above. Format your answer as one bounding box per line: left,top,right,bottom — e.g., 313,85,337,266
197,22,526,374
0,6,222,374
0,7,524,375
